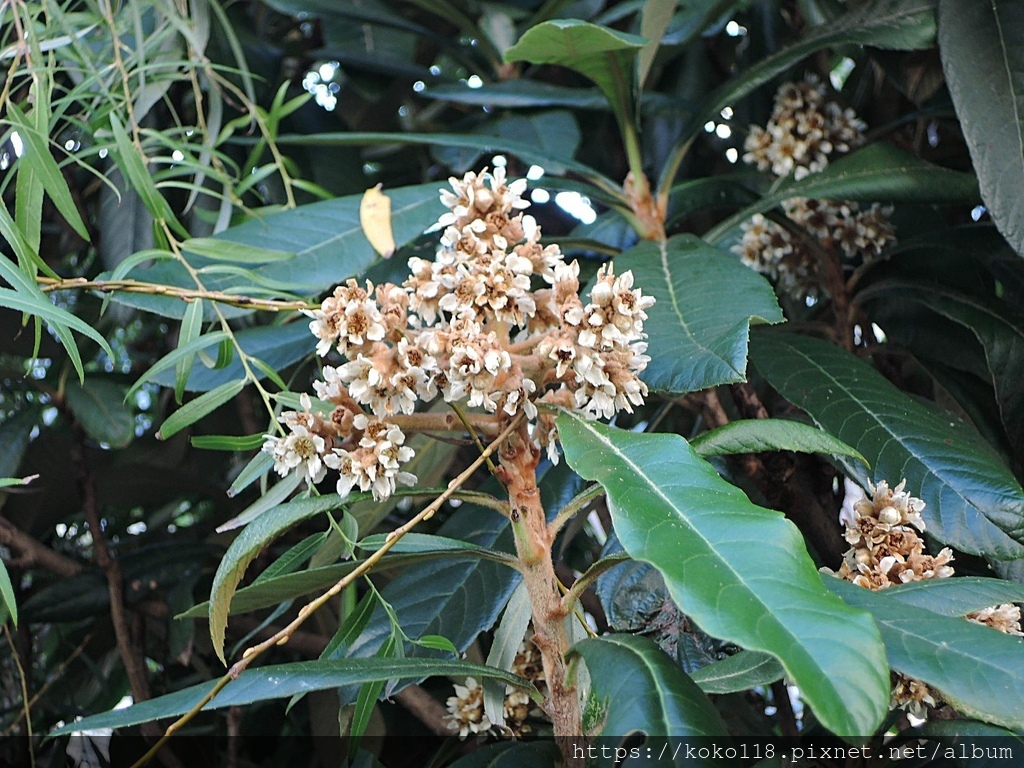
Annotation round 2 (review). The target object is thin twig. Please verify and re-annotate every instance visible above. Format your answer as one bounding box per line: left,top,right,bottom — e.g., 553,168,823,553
559,553,630,614
1,633,92,738
37,276,314,313
130,414,525,768
2,624,33,768
0,518,82,578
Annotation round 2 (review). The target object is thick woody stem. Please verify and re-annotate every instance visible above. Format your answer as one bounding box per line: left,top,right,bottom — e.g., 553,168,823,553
496,423,582,765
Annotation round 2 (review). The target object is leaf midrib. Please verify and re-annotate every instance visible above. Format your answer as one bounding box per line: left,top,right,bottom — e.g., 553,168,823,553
656,240,738,373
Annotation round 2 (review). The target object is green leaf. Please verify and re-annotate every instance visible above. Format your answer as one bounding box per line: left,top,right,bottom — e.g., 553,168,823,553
938,0,1024,258
558,413,889,737
750,332,1024,565
181,238,295,264
571,635,729,757
638,0,680,89
875,577,1024,617
180,549,508,619
209,494,349,663
622,235,782,394
128,331,230,398
706,144,979,243
6,101,89,241
691,419,867,465
49,658,540,735
692,0,937,137
423,81,613,110
689,651,784,694
107,113,186,237
862,282,1024,459
504,20,647,122
827,577,1024,731
64,378,135,449
190,434,265,451
0,559,17,627
484,582,531,727
174,298,204,403
157,379,245,441
433,111,581,175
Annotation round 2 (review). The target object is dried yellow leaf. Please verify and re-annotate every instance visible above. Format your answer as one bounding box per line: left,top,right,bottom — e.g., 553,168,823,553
360,183,395,258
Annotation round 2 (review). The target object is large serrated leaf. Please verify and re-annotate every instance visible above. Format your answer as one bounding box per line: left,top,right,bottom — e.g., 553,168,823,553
49,659,539,736
689,651,784,695
622,235,782,394
827,577,1024,731
862,282,1024,460
558,413,889,738
692,0,937,136
504,20,647,118
938,0,1024,257
874,577,1024,617
750,332,1024,565
707,144,979,242
572,635,729,758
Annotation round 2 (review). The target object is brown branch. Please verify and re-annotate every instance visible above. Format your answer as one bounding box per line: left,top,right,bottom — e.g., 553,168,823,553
36,276,314,313
71,423,152,706
0,517,83,578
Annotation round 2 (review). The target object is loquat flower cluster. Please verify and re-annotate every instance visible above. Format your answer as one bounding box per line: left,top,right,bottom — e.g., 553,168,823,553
445,638,547,739
831,478,1022,719
734,76,896,298
263,169,655,501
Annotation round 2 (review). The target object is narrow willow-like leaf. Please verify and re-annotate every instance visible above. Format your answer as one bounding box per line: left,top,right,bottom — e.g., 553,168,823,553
623,235,782,394
692,0,937,137
190,434,265,451
50,659,539,735
691,419,867,465
174,298,204,403
571,634,729,757
938,0,1024,257
862,282,1024,459
127,331,230,399
208,494,349,663
558,413,889,737
157,379,245,441
6,101,89,240
689,651,784,694
750,332,1024,564
827,577,1024,731
64,378,135,449
484,582,531,727
0,560,17,627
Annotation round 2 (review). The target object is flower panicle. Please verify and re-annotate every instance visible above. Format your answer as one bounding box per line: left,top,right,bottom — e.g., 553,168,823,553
263,169,655,500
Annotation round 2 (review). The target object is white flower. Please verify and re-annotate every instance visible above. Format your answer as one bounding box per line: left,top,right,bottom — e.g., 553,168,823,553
263,424,327,484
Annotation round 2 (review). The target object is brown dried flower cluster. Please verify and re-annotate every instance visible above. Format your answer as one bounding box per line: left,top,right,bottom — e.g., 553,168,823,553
263,169,654,500
735,76,896,297
832,479,1022,718
445,638,547,739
